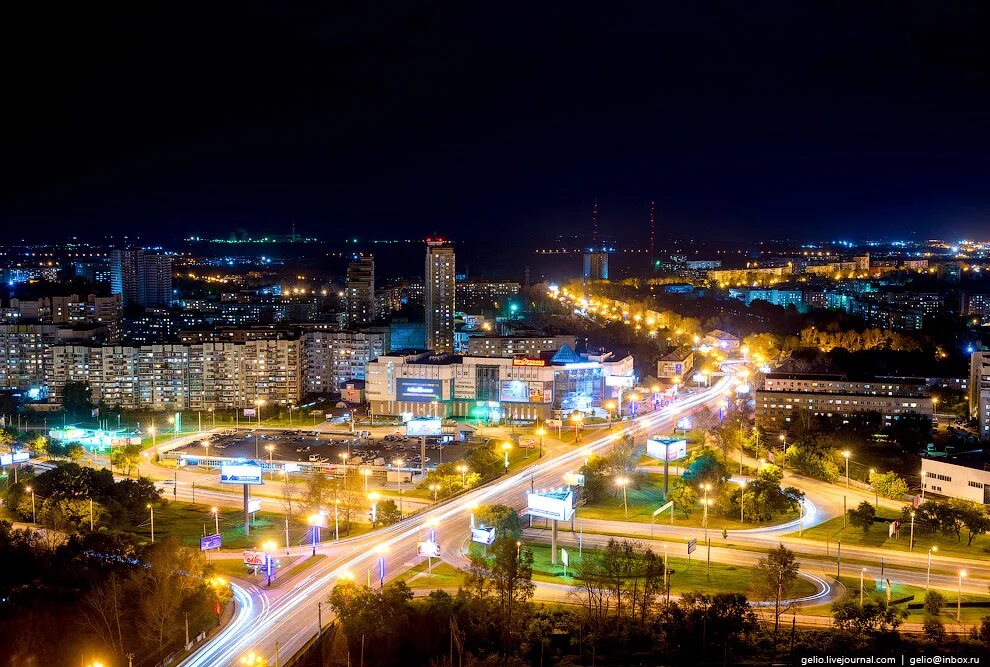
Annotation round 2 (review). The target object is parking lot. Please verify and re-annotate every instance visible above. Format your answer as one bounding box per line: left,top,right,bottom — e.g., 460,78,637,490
175,428,476,469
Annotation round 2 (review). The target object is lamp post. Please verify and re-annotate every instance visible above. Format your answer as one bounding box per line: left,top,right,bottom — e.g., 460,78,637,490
148,425,157,447
375,545,388,589
605,401,616,428
701,483,712,542
266,444,275,479
536,427,545,457
860,568,866,606
927,547,938,590
211,506,219,535
778,433,786,470
368,492,380,525
739,480,746,523
429,484,438,503
147,503,155,543
571,412,583,441
394,458,404,515
26,486,36,524
456,464,468,487
910,510,916,550
843,450,851,488
958,570,967,622
308,514,320,556
255,399,265,425
263,540,276,586
615,477,629,519
360,467,371,493
501,443,511,475
469,502,478,529
869,468,877,508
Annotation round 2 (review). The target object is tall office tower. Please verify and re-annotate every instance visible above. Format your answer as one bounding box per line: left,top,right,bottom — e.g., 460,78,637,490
970,350,990,437
425,238,455,353
111,249,174,307
345,256,375,325
583,251,609,280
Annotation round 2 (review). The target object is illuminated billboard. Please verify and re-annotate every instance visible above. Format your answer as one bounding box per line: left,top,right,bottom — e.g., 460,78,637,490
512,357,546,367
220,463,264,485
499,380,553,404
646,437,687,461
396,379,442,403
526,488,574,521
406,417,443,437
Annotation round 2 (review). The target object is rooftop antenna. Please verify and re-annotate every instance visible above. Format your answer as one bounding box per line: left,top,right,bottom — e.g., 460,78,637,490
649,200,656,262
591,198,599,246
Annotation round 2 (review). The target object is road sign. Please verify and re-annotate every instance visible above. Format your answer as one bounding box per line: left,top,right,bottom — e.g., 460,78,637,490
653,500,674,518
687,538,697,555
247,498,262,514
560,548,569,568
200,533,222,551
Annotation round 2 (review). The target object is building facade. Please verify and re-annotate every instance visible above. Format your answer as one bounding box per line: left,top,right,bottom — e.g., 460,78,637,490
111,249,174,307
425,240,456,354
755,372,933,431
303,329,388,394
582,252,609,280
657,346,694,381
921,456,990,504
345,256,375,325
366,345,634,421
466,335,578,358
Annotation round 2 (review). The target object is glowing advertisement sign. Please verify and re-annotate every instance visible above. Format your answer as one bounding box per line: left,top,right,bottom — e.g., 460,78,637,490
499,380,553,403
512,357,546,367
418,541,441,557
396,379,442,403
200,534,222,551
526,488,574,521
646,437,687,461
247,498,262,513
471,526,497,545
406,417,443,437
220,463,264,485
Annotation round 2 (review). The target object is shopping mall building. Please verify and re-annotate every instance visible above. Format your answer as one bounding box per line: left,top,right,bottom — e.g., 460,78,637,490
365,345,634,421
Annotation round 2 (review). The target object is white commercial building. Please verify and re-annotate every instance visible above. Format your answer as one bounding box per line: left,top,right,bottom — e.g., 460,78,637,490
366,344,634,421
921,456,990,504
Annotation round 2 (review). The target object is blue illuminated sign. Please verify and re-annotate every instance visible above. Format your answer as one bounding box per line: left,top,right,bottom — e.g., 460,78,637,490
396,379,442,403
200,533,222,551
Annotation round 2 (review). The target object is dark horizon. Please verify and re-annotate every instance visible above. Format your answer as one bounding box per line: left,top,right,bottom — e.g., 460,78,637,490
5,3,990,244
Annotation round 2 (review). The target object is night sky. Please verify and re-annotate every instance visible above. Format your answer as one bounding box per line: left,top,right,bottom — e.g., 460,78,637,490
5,2,990,245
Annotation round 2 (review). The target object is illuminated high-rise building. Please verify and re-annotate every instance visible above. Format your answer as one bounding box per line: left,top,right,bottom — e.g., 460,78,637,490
425,238,455,353
345,255,375,325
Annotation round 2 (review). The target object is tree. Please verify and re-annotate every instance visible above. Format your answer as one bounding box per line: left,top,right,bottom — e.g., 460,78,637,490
476,504,523,541
579,457,609,503
377,499,402,526
923,615,947,643
869,471,909,500
681,448,727,488
110,444,142,477
831,596,906,633
464,439,504,479
302,470,334,515
924,590,945,616
848,501,877,532
954,501,990,546
756,544,799,637
487,538,535,641
62,381,92,419
137,537,205,653
667,479,698,518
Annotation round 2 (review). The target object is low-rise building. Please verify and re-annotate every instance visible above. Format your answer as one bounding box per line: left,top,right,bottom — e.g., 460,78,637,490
756,372,933,431
921,455,990,504
366,344,633,421
657,346,694,381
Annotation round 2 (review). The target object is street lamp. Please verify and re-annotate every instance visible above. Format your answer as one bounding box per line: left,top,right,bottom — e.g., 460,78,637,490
469,502,479,529
958,570,968,621
147,503,155,543
368,492,380,525
148,425,157,447
308,514,321,556
605,401,617,427
738,480,746,523
571,412,583,441
615,477,630,518
536,427,546,457
375,544,388,588
265,444,275,479
360,467,371,492
262,540,277,586
456,464,468,486
701,483,712,541
25,486,36,524
927,547,938,590
394,458,405,515
910,510,916,550
869,468,877,508
842,450,851,488
211,506,219,535
239,651,266,666
501,443,511,474
428,483,438,503
860,568,867,606
255,399,265,425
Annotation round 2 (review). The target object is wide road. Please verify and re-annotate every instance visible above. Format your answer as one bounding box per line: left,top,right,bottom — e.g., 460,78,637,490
180,376,739,666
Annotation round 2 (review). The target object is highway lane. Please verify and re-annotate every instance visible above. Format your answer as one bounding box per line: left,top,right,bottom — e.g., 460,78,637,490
180,376,739,666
